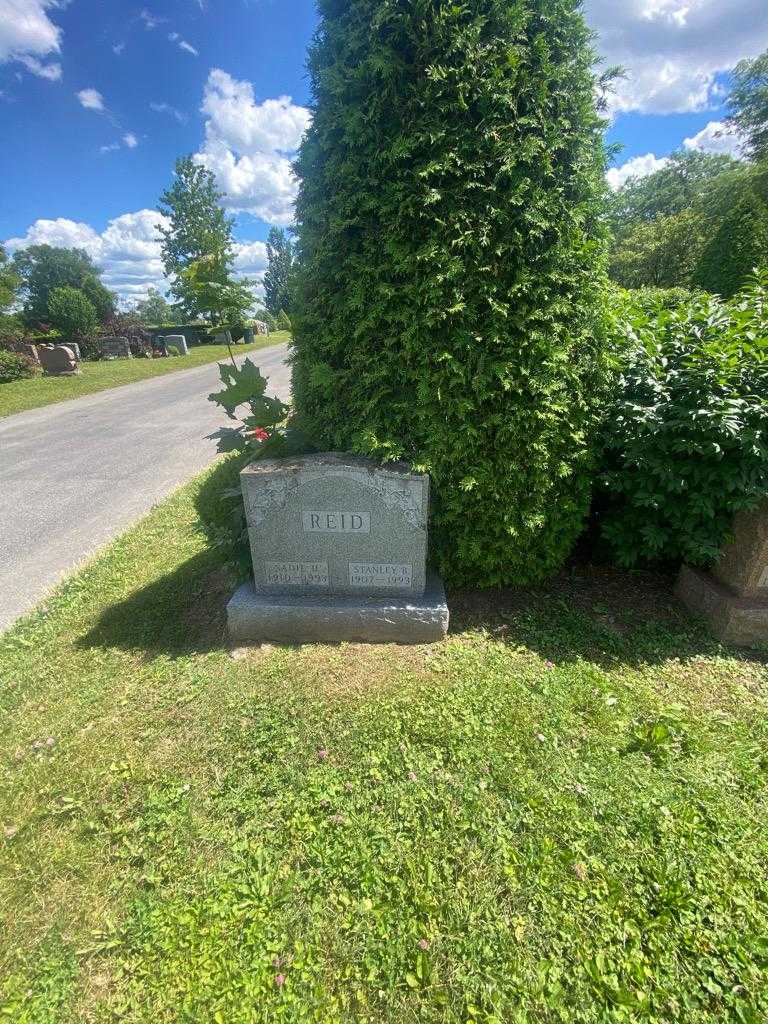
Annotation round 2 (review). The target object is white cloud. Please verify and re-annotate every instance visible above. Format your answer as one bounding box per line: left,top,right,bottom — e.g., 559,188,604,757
683,119,747,158
168,31,198,56
193,69,311,226
233,240,267,275
606,152,670,191
17,53,61,79
139,8,163,30
112,41,125,56
585,0,768,114
150,100,187,123
77,87,104,111
100,142,120,154
5,210,267,304
0,0,63,80
123,132,138,149
5,210,172,302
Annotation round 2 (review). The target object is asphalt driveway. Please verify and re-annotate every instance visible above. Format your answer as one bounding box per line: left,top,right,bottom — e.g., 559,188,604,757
0,342,290,632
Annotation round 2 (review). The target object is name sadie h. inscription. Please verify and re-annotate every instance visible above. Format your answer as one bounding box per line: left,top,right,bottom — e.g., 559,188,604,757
240,453,428,599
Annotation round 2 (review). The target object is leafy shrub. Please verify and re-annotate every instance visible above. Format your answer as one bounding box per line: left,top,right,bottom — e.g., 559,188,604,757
0,350,38,383
599,271,768,567
291,0,611,586
47,286,98,341
167,345,181,357
625,287,701,313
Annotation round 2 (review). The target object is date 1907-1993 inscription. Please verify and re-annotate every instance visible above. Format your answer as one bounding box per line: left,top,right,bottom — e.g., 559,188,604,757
349,563,412,588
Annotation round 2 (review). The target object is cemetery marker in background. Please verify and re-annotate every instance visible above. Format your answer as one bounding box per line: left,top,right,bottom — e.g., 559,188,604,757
676,499,768,646
227,453,449,643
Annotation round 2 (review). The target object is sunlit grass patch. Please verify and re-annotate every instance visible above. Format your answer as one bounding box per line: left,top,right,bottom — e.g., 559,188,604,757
1,458,767,1022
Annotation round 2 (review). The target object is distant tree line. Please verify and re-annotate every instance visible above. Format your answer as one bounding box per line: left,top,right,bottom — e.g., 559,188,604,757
608,49,768,297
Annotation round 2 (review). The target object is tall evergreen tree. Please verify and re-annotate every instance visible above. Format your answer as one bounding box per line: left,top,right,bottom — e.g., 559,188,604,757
263,228,294,316
292,0,610,586
158,157,252,324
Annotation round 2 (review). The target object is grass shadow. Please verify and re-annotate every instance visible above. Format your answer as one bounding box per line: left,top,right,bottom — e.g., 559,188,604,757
80,453,768,670
448,563,768,670
79,456,247,659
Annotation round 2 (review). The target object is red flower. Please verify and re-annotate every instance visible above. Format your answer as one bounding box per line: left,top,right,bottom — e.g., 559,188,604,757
252,427,270,442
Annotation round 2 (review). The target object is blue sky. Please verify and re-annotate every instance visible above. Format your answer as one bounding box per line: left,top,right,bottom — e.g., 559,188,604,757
1,0,765,304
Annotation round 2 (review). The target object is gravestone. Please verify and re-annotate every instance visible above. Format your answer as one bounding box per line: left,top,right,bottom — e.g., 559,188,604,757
164,333,188,355
100,336,132,360
676,499,768,646
227,452,449,644
254,321,269,336
7,341,40,364
55,341,80,361
39,345,79,376
214,331,232,346
243,327,255,345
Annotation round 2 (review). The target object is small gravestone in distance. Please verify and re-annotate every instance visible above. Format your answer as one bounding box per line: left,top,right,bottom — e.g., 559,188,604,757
676,499,768,646
227,452,449,644
100,336,132,360
55,341,80,361
39,345,79,376
164,333,188,355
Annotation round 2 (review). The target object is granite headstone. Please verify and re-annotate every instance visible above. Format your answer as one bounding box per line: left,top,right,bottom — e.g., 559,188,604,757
39,345,79,376
100,336,132,360
676,499,768,646
227,453,448,644
164,333,189,355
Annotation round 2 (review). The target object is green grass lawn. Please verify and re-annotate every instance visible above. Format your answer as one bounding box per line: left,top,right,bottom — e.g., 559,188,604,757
0,333,288,419
1,457,767,1022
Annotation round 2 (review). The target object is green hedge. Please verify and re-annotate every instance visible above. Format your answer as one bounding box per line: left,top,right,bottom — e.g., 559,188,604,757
292,0,611,586
599,272,768,567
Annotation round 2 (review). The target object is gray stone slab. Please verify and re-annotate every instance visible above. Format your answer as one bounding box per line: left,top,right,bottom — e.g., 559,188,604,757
712,499,768,598
227,571,449,645
100,336,132,360
241,453,429,599
164,333,188,355
675,565,768,648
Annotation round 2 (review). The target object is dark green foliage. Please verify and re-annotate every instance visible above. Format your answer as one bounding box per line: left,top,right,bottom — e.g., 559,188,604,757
12,245,115,327
263,228,294,316
0,243,20,313
599,272,768,568
727,49,768,162
694,187,768,298
47,286,99,341
292,0,611,586
625,287,699,312
0,350,38,383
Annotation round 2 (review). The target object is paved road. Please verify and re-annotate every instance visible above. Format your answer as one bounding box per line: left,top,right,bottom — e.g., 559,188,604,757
0,343,291,632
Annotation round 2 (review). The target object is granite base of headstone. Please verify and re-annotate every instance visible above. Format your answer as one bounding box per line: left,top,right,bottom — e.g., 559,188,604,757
227,453,449,644
39,345,79,376
675,499,768,647
164,333,189,355
100,336,132,360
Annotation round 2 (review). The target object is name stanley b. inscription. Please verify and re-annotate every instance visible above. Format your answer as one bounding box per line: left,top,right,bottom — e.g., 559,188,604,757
240,454,429,599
